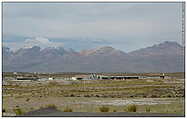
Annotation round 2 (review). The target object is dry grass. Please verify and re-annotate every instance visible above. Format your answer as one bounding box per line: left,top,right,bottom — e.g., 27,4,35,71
126,104,137,112
113,109,117,112
99,106,110,112
146,106,151,112
2,72,184,115
63,107,73,112
13,108,24,115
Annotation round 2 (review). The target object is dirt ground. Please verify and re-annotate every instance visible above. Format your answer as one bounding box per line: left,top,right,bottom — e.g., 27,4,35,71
2,77,185,116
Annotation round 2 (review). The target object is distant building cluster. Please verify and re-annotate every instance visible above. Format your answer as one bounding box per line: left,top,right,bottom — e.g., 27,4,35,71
3,73,170,82
70,74,168,80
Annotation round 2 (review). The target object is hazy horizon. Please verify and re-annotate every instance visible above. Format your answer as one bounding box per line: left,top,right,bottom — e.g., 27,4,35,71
3,40,183,54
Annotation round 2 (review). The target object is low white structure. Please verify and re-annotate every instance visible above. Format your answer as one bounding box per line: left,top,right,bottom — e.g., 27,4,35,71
38,77,54,81
48,77,54,80
71,77,77,80
38,78,48,81
71,75,91,80
13,72,17,75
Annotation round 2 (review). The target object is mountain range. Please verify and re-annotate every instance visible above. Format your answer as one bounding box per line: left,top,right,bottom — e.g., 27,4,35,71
3,41,184,73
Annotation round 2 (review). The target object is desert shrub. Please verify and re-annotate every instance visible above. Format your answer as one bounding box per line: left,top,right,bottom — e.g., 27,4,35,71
13,108,24,115
150,95,158,98
99,106,110,112
45,104,57,109
84,95,90,97
143,95,147,98
166,94,172,98
26,98,30,102
161,93,173,98
113,109,117,112
126,104,137,112
96,95,100,97
39,104,57,110
63,107,73,112
145,106,151,112
70,94,75,97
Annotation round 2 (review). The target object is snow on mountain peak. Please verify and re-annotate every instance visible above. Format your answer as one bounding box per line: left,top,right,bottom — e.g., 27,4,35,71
23,37,63,49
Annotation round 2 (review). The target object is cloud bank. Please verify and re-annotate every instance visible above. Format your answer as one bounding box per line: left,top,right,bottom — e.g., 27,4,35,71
3,3,183,51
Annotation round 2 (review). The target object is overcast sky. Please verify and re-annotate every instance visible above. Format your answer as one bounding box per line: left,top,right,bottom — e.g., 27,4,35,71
3,2,183,52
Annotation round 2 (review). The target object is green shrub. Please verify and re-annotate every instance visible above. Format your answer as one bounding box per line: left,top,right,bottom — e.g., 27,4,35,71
13,108,24,115
99,106,110,112
63,107,73,112
126,104,137,112
113,109,117,112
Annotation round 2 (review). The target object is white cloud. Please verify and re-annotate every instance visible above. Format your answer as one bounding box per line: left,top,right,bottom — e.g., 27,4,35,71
24,37,51,48
3,37,63,51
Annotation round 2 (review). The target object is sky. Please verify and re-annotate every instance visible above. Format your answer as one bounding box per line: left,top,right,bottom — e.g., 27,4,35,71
3,2,183,52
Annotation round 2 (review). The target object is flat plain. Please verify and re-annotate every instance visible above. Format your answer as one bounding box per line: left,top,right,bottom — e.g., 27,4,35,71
2,72,185,116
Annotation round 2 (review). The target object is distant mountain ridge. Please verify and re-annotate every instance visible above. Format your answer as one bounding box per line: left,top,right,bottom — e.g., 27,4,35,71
3,41,184,73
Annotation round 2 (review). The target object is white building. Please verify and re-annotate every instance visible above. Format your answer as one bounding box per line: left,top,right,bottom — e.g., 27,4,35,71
48,77,54,80
71,77,78,80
